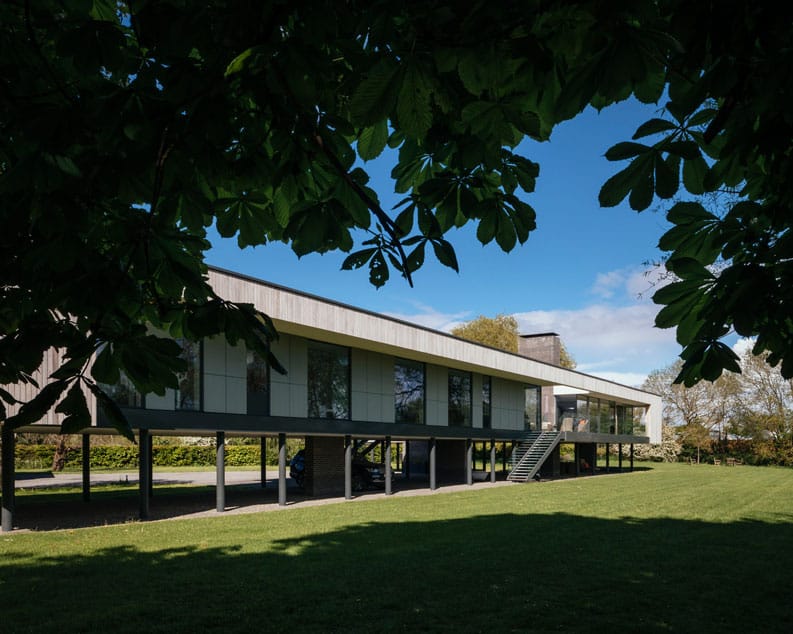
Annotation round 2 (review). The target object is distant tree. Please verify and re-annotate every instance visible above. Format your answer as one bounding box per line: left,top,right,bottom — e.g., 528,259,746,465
643,360,741,461
559,342,577,370
729,345,793,461
633,423,682,463
451,315,518,353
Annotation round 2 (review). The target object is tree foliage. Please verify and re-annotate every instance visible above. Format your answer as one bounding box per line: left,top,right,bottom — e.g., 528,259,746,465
645,345,793,464
2,1,792,437
559,342,577,370
451,315,519,353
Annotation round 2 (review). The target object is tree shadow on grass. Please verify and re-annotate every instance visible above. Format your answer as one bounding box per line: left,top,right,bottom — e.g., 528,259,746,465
1,512,792,633
5,482,310,530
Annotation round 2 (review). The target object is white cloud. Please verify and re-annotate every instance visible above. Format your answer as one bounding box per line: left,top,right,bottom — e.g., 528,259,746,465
591,270,626,299
733,337,754,357
383,303,471,332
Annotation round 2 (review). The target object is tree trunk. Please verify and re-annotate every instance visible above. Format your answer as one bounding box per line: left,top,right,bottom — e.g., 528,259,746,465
51,436,68,472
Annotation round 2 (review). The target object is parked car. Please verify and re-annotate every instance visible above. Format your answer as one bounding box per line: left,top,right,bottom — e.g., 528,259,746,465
289,449,385,491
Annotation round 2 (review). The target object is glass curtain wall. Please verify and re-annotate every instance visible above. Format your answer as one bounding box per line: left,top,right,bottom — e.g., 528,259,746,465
308,341,350,419
482,376,492,429
105,371,143,408
176,338,201,411
524,385,540,431
448,369,472,427
395,358,425,424
247,350,270,415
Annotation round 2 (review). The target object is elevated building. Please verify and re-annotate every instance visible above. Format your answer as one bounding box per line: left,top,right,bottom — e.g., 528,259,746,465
1,267,663,531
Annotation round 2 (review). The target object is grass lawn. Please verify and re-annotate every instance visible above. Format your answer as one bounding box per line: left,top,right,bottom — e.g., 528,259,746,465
1,462,792,633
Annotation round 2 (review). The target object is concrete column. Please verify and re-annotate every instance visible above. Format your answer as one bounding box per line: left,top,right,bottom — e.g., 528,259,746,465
344,435,352,500
82,434,91,502
260,436,267,488
139,429,150,520
146,433,154,498
1,425,16,532
429,437,437,491
278,433,286,506
384,436,392,496
466,438,473,485
216,431,225,512
490,439,496,483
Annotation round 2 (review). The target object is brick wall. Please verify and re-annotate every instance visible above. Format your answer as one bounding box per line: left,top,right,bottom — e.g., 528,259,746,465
305,436,345,496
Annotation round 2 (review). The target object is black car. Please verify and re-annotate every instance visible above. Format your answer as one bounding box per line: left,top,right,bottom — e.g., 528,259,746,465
289,449,385,491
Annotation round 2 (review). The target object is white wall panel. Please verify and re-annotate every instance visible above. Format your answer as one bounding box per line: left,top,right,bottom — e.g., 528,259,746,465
147,389,175,411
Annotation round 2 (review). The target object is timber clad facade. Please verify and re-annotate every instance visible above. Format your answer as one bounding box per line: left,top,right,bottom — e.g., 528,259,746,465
1,266,664,531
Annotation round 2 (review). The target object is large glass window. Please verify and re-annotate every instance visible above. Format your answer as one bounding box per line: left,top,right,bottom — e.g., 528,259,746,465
247,350,270,415
633,407,646,435
482,376,492,429
586,397,599,432
395,358,425,424
105,371,143,408
176,338,201,411
601,400,613,434
307,341,350,419
524,385,540,431
448,370,472,427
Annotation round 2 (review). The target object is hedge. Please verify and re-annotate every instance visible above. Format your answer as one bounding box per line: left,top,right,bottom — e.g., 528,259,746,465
13,444,286,471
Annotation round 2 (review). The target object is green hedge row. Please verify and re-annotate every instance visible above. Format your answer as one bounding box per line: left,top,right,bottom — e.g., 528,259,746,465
14,444,284,470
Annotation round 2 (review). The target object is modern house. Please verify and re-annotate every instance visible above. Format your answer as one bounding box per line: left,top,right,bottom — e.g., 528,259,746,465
1,266,663,531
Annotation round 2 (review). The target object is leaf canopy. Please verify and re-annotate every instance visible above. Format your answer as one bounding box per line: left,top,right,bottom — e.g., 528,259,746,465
2,0,793,434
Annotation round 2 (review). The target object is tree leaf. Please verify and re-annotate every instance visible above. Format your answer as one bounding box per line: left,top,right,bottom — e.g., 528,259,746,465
682,155,708,195
604,142,651,161
341,248,377,271
666,201,715,225
91,344,119,385
357,120,389,161
87,382,135,443
349,60,401,126
632,118,678,139
599,162,644,207
4,380,68,429
629,162,654,211
397,64,433,139
56,381,91,433
431,239,459,271
654,154,679,199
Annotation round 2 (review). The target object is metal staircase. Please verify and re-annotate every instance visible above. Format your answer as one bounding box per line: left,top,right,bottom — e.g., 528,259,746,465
507,431,562,482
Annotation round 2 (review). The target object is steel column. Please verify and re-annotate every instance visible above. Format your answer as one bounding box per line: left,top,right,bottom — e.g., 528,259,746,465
147,432,154,497
260,436,267,488
429,437,437,491
630,443,635,471
278,433,286,506
138,429,150,520
82,433,91,502
344,435,352,500
466,438,473,485
490,439,496,483
216,431,225,512
384,436,392,495
618,443,623,471
1,426,15,532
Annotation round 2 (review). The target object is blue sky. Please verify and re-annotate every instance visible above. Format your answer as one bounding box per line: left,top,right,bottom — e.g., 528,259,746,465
207,99,690,387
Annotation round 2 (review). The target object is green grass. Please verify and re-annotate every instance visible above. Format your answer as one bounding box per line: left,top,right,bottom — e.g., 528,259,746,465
2,462,792,633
